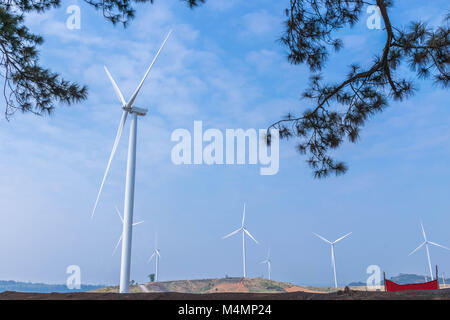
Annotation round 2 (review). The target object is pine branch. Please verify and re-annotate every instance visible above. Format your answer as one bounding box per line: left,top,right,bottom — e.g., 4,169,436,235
269,0,449,178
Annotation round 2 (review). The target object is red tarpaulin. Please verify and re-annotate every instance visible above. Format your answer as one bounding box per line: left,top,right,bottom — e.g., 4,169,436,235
385,279,439,292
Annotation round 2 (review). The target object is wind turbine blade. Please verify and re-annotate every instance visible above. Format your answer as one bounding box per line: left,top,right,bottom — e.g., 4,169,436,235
267,248,270,260
241,202,246,227
104,66,126,106
91,110,128,219
132,220,144,226
409,242,426,256
334,232,352,244
260,260,268,264
156,249,161,257
148,252,156,263
244,229,258,244
115,206,123,223
222,228,241,239
428,241,450,251
331,245,335,268
421,221,427,241
112,234,123,256
313,232,332,244
127,30,172,108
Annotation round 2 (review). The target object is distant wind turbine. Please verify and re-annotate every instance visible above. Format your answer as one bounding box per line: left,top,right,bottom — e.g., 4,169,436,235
91,31,172,293
260,248,271,280
222,203,258,278
313,232,352,288
409,221,450,280
112,206,144,256
148,233,161,282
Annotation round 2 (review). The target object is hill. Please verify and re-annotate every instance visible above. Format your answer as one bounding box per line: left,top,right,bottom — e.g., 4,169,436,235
349,273,450,286
94,278,326,294
390,273,449,284
0,280,103,293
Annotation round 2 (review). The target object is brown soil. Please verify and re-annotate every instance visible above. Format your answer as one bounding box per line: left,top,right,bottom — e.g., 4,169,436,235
212,280,249,293
129,277,320,294
284,285,320,293
1,288,450,300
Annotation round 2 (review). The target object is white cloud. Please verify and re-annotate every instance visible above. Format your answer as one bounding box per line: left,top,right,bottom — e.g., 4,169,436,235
246,49,281,73
204,0,239,11
241,10,280,37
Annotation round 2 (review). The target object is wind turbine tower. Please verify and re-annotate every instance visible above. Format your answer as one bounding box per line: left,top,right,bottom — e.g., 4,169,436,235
260,249,272,280
409,221,450,280
313,232,352,288
223,203,258,278
148,233,161,282
91,31,172,293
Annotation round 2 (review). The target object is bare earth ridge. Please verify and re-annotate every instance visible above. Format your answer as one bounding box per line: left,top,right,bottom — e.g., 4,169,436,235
1,278,450,300
92,277,326,294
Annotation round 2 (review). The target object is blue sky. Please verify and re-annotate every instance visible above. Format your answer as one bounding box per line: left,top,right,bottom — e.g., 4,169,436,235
0,0,449,287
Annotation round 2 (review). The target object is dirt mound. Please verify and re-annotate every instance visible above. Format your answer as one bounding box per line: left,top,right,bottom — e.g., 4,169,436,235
285,285,320,293
138,277,323,294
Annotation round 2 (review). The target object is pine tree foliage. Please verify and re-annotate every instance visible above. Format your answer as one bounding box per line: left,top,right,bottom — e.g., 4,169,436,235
0,0,203,119
84,0,204,26
267,0,449,178
1,0,448,179
0,2,86,118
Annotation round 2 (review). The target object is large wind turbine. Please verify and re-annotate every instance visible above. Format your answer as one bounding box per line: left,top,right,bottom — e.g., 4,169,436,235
260,248,271,280
91,31,172,293
222,203,258,278
409,221,450,280
148,233,161,282
313,232,351,288
112,206,144,256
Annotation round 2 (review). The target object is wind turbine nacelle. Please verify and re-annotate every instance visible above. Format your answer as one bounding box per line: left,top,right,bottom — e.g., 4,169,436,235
124,106,148,116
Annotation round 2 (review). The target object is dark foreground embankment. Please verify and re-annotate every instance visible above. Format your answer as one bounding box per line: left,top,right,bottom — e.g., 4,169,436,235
1,288,450,300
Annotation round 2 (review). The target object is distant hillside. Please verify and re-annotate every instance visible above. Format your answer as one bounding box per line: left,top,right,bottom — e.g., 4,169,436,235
349,274,450,286
390,274,450,284
0,280,104,293
94,278,326,294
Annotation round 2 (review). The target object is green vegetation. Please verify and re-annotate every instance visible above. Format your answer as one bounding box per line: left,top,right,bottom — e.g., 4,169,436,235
92,285,142,293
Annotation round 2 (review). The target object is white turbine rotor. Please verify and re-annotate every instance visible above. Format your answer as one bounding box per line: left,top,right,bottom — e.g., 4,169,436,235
409,241,426,256
113,234,123,256
241,202,246,228
111,206,143,255
127,30,172,108
244,228,258,244
428,241,450,251
148,252,156,263
313,232,332,244
333,232,352,244
91,31,172,219
421,221,427,241
104,66,126,106
91,110,128,219
222,228,242,239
